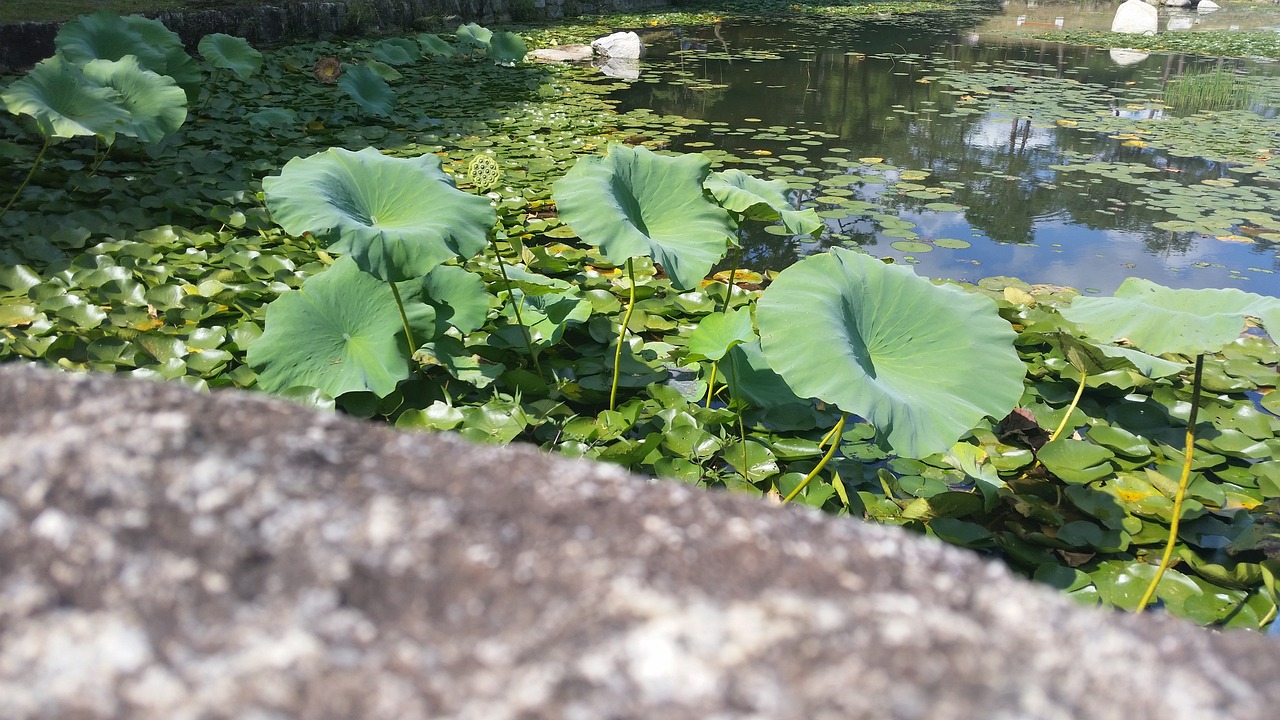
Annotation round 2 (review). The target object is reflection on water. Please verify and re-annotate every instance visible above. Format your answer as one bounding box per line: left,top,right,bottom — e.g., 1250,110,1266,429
604,3,1280,295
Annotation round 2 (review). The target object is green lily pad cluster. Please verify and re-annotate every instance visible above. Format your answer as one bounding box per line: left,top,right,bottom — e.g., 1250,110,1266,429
2,9,1279,632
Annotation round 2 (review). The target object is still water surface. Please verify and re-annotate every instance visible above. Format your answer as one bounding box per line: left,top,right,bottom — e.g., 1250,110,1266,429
603,2,1280,295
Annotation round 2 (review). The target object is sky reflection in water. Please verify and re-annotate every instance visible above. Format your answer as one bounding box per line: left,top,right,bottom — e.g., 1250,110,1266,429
605,3,1280,295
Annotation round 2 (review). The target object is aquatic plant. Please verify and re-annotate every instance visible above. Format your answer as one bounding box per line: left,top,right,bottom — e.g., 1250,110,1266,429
758,247,1026,461
1062,280,1280,611
259,147,495,386
554,144,735,409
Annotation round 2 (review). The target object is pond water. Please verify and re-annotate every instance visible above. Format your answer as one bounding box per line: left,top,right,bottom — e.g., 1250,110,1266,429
600,2,1280,296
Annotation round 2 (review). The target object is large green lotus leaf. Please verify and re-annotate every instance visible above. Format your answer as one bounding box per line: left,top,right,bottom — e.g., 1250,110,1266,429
1062,278,1280,356
553,145,734,291
248,256,419,398
337,64,396,117
55,11,201,101
198,33,263,78
456,23,494,50
717,340,806,409
757,247,1025,458
1,56,127,142
371,38,420,66
705,169,823,236
488,32,527,65
80,56,186,143
263,147,496,282
417,34,456,58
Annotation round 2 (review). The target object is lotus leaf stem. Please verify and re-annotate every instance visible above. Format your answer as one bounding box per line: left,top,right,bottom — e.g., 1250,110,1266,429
781,414,846,505
1136,353,1205,613
388,280,417,363
489,238,542,379
1261,600,1277,629
0,136,51,223
705,248,740,409
196,69,221,118
609,258,637,412
720,248,740,314
1049,367,1088,442
704,365,718,408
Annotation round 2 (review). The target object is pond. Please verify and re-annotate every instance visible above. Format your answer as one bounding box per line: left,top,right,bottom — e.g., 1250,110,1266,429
598,1,1280,295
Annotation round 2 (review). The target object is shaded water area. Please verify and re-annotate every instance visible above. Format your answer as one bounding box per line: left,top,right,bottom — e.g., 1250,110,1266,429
602,2,1280,295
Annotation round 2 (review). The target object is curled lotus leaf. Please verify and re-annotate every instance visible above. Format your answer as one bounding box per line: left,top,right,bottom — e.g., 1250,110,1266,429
757,247,1026,458
456,23,494,50
81,56,187,144
263,147,496,282
1061,278,1280,356
337,64,396,117
705,169,824,237
55,11,201,101
488,32,528,65
198,33,263,79
553,144,734,291
417,34,456,58
1,55,128,142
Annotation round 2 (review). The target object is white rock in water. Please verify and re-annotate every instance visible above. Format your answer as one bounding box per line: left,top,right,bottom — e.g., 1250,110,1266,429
1112,0,1159,34
591,31,645,59
1198,0,1221,11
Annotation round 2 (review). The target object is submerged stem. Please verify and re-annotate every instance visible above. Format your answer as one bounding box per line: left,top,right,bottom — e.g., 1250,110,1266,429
781,415,846,505
0,136,51,224
1136,353,1205,613
388,280,417,363
609,258,637,412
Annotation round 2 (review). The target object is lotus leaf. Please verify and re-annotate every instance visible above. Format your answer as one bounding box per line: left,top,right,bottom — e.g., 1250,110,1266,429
718,341,807,409
686,307,754,362
55,11,201,101
487,32,528,66
420,265,490,335
704,169,823,236
337,64,396,117
1,56,128,142
81,56,187,144
371,38,420,66
1062,278,1280,356
198,34,263,79
553,145,734,291
417,34,456,58
756,247,1026,458
263,147,496,282
248,256,432,398
456,23,494,51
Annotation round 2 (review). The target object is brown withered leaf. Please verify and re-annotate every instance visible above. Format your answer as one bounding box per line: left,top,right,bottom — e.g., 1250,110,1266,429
997,407,1050,451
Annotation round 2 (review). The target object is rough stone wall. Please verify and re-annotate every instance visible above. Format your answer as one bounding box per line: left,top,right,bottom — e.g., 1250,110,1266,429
1,363,1279,719
0,0,670,71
